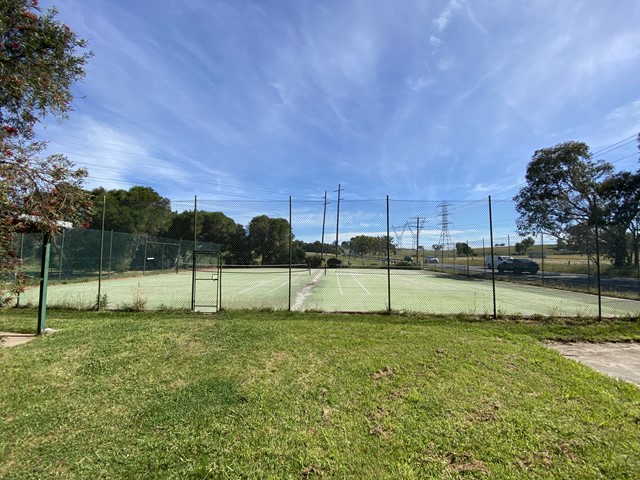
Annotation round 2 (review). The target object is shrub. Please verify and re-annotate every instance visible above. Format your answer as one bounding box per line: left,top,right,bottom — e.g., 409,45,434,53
327,257,342,268
306,255,324,268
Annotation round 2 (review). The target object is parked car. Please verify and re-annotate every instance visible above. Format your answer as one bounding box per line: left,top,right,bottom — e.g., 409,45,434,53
497,258,539,274
425,256,439,264
485,255,511,268
404,256,413,262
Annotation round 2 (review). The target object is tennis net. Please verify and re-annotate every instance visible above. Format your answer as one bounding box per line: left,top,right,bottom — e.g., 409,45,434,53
221,264,311,275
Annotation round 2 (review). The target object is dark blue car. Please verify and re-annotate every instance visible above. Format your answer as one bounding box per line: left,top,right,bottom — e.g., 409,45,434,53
497,258,539,274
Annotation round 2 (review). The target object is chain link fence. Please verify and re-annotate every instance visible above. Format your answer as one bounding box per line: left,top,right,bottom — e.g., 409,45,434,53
8,195,640,318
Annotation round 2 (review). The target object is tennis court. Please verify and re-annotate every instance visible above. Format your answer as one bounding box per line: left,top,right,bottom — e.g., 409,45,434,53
17,267,640,317
305,268,639,317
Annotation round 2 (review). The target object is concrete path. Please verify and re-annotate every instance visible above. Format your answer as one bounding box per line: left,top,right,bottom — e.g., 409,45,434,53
1,329,56,348
0,332,37,348
547,342,640,387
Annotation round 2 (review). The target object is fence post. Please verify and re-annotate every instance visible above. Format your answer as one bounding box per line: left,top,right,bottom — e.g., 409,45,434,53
97,195,106,310
288,195,292,312
37,233,51,335
16,233,24,307
637,241,640,300
466,238,470,276
191,196,197,311
595,223,602,320
335,184,342,257
488,196,497,319
321,191,327,265
482,238,486,278
142,237,147,276
387,196,391,312
541,230,545,286
108,229,113,278
586,238,591,291
58,229,65,280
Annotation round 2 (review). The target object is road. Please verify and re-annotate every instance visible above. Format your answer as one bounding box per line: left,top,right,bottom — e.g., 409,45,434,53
431,263,640,296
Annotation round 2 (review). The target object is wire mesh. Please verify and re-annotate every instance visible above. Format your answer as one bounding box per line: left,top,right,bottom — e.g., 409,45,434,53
5,195,639,318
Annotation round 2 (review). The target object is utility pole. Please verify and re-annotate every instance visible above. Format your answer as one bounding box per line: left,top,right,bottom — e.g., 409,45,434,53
334,184,343,257
412,216,426,265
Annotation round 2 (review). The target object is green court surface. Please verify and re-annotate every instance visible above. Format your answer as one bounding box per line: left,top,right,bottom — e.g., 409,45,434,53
17,267,640,317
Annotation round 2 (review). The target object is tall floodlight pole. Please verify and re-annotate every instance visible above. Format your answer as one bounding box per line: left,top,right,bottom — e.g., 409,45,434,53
335,184,343,257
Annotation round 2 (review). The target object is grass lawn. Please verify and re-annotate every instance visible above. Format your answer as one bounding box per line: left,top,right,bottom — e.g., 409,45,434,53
1,309,639,479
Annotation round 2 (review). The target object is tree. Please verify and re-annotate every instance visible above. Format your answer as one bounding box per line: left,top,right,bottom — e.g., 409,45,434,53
514,141,612,238
599,171,640,266
162,209,251,265
514,236,535,255
248,215,294,265
198,211,250,265
1,0,92,303
514,140,640,268
455,242,474,256
89,186,172,235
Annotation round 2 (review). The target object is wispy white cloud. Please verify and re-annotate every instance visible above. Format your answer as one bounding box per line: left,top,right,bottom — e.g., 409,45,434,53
406,76,436,92
433,0,462,32
38,0,640,207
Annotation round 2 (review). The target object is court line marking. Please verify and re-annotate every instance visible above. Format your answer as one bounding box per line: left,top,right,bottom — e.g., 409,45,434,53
237,276,284,294
335,271,344,294
350,273,371,295
267,280,289,294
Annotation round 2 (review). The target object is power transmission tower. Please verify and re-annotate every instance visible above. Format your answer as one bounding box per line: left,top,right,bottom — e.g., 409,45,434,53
437,202,454,259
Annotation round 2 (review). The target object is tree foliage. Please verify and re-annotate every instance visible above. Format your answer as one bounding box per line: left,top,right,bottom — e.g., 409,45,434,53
346,235,394,257
514,141,612,237
162,209,251,265
89,187,172,235
1,0,91,302
515,139,640,267
515,237,535,255
455,242,474,256
248,215,294,265
599,171,640,266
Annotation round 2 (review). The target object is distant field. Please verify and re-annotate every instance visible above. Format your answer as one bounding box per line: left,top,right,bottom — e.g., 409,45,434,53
16,267,640,317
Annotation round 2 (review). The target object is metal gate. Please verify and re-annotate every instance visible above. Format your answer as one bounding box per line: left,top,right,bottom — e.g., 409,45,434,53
191,250,221,313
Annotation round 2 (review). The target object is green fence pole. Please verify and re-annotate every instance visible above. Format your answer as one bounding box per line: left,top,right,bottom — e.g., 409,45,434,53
59,229,65,280
37,233,51,335
16,233,24,307
488,196,497,319
387,196,391,312
288,195,292,312
97,195,106,309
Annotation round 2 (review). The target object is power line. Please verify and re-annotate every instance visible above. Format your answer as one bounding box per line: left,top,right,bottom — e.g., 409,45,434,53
591,134,637,156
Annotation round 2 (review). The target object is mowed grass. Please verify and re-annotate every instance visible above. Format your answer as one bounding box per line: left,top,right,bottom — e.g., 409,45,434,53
1,310,640,479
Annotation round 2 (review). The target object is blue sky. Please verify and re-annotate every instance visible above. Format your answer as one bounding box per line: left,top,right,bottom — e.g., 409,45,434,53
39,0,640,207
